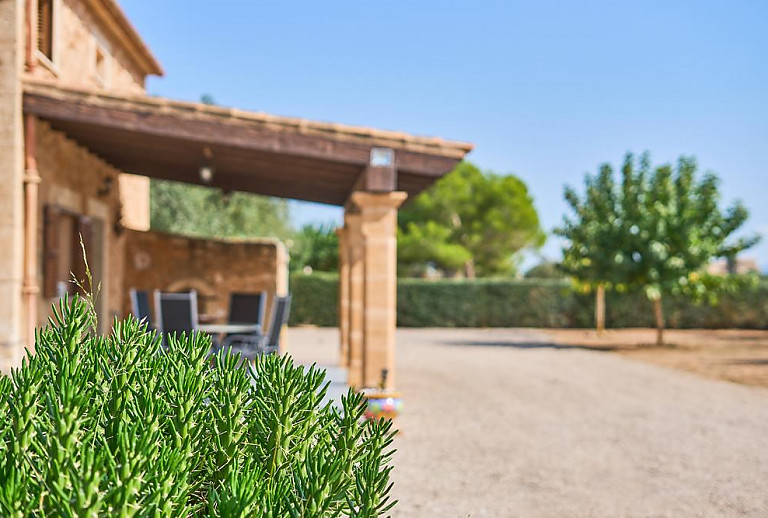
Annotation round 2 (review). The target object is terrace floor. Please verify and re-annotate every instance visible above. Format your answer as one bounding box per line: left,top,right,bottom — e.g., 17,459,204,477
287,327,768,518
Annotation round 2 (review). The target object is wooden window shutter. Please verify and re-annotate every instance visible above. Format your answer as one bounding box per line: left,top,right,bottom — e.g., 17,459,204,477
37,0,53,60
72,216,94,295
43,205,61,298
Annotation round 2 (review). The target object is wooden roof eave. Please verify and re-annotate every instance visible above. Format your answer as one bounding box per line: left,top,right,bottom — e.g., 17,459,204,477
22,84,473,206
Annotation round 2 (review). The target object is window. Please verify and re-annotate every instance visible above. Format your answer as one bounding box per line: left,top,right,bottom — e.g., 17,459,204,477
37,0,54,61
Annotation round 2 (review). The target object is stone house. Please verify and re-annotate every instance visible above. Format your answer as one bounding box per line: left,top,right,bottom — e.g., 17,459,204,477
0,0,472,387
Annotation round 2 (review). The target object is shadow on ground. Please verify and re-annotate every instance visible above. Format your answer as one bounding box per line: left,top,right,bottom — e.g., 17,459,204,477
721,358,768,366
439,339,619,352
711,334,768,342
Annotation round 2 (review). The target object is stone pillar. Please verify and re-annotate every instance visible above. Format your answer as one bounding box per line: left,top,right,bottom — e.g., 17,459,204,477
0,0,25,372
336,225,350,367
118,174,151,231
345,211,364,387
351,191,407,390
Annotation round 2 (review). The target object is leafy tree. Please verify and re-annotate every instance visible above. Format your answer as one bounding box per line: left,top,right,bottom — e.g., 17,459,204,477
555,164,628,332
524,261,565,279
558,152,758,344
397,221,471,277
0,297,397,516
291,224,339,273
398,162,545,277
150,179,293,240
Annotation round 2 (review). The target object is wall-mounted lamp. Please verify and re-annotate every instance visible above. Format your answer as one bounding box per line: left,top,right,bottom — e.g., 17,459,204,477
200,146,215,184
199,165,214,184
365,147,397,192
370,147,395,168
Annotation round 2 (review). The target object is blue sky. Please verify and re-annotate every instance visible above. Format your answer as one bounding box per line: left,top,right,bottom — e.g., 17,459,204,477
121,0,768,269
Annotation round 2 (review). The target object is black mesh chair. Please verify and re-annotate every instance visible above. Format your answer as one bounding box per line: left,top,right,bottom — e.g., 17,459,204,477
262,295,291,354
228,291,267,331
221,294,291,358
154,290,199,345
129,288,152,326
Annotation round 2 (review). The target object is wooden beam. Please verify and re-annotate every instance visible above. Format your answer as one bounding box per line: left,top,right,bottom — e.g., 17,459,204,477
47,120,363,174
24,93,367,162
24,92,462,176
25,91,466,206
61,137,360,179
117,162,352,205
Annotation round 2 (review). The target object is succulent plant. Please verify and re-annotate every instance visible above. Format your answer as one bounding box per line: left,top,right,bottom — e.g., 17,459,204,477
0,296,396,517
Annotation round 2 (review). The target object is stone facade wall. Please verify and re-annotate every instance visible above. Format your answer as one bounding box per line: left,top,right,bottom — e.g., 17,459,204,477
123,231,288,325
32,119,291,344
26,0,147,94
0,0,26,372
35,119,125,328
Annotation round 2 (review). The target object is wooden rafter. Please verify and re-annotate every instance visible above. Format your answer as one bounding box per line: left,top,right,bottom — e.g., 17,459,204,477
23,83,472,205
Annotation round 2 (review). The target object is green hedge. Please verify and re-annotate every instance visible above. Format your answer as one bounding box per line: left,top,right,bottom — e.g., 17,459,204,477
289,272,339,327
396,278,575,327
289,274,768,329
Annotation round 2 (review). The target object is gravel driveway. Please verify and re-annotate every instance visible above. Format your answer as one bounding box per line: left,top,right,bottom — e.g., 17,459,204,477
287,328,768,518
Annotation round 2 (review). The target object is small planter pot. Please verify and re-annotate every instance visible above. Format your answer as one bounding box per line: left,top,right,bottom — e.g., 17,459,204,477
360,390,403,421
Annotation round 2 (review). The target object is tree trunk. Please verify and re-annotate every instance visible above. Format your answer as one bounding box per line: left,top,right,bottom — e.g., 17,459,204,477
595,285,605,334
653,295,665,346
464,258,476,279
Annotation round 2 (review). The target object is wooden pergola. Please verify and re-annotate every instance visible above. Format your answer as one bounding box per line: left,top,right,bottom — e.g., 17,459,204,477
23,81,473,389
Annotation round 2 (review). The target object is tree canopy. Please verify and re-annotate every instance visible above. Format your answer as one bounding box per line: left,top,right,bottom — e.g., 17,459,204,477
524,261,565,279
290,224,339,273
150,180,293,240
557,152,758,344
556,163,626,289
398,162,544,277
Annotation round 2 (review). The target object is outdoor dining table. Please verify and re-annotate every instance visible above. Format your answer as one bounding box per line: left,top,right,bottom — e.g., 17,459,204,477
197,323,260,334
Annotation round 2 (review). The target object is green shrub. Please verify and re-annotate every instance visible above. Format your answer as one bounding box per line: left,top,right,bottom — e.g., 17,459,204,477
397,278,574,327
290,272,339,327
289,273,768,329
0,297,396,517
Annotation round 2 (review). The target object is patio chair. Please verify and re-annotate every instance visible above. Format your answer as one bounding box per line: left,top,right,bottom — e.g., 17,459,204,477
129,288,153,328
228,291,267,332
262,294,291,354
221,294,291,358
154,290,199,345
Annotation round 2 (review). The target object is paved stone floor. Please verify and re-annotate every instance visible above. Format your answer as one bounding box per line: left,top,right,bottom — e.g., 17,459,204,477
287,327,768,518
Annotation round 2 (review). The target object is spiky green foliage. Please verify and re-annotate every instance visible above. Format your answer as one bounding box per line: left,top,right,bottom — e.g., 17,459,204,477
0,297,397,517
557,152,759,343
